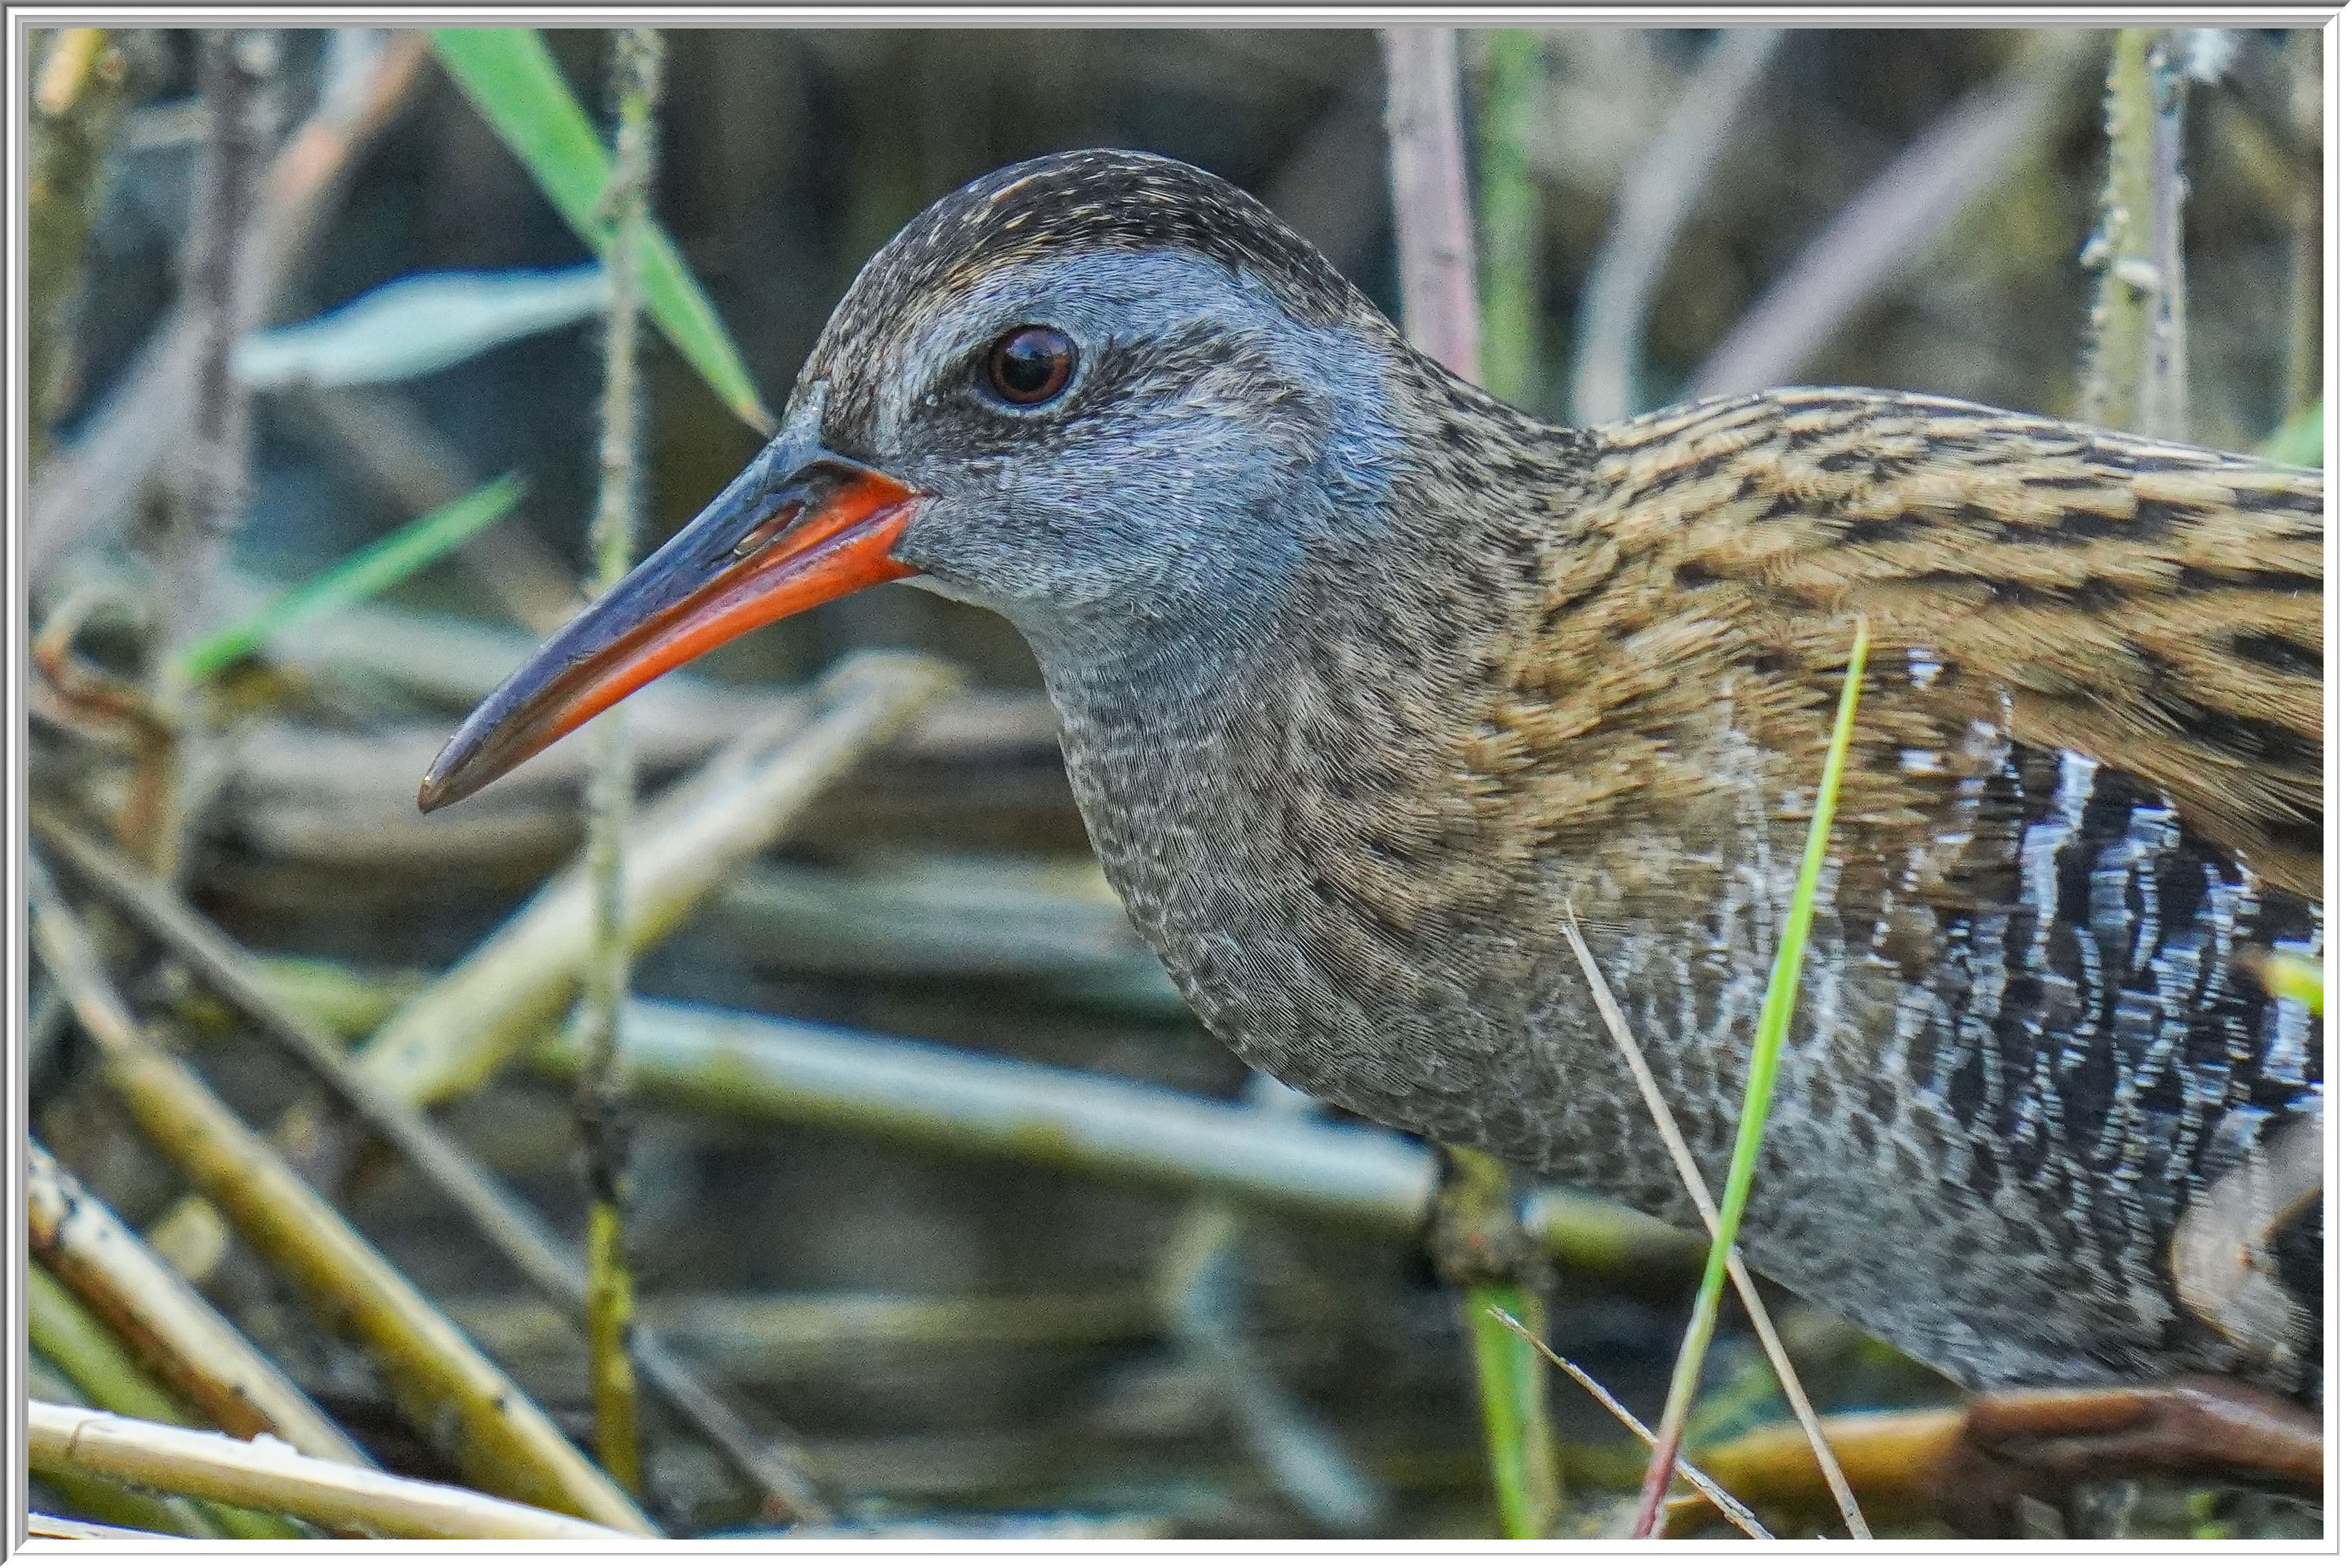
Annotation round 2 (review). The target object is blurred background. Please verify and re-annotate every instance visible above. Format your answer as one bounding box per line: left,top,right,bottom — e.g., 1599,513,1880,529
23,26,2324,1541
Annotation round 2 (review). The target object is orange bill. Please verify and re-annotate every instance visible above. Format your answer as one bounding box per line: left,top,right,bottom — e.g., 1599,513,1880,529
419,444,923,811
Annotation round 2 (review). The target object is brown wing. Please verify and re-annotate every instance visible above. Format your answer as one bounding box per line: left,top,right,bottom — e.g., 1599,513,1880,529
1502,387,2322,903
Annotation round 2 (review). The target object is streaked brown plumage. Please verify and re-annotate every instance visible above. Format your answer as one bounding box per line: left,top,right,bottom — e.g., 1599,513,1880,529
424,150,2324,1410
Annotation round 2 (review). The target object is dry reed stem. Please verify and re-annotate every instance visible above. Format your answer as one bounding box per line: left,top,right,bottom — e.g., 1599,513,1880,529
1562,907,1869,1538
159,29,277,685
26,1258,307,1540
26,855,658,1536
29,1512,191,1541
29,1402,638,1540
31,805,831,1524
1381,27,1481,382
1485,1306,1769,1540
576,23,667,1500
27,1140,368,1466
356,649,958,1106
1570,28,1783,423
1697,1406,1968,1515
28,29,431,586
1384,28,1558,1537
2138,30,2191,441
445,1288,1162,1375
2081,29,2163,432
531,995,1701,1280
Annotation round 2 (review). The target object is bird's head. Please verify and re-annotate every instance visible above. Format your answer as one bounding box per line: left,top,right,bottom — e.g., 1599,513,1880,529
421,149,1414,811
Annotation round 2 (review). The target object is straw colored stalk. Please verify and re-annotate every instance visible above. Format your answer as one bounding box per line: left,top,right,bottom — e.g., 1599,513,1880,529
1631,621,1871,1538
28,1140,366,1465
574,23,668,1499
1560,910,1867,1538
29,1403,636,1541
357,648,959,1107
28,1261,308,1540
31,806,829,1524
532,996,1704,1280
25,854,657,1536
1383,26,1557,1536
2081,29,2168,434
1486,1305,1768,1540
28,29,432,587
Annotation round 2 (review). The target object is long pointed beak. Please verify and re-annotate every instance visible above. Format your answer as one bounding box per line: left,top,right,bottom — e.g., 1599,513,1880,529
419,440,923,812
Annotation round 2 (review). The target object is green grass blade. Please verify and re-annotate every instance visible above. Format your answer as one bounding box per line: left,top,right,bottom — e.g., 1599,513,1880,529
1632,617,1870,1537
2262,400,2324,468
177,475,524,684
429,28,773,432
1463,1279,1560,1537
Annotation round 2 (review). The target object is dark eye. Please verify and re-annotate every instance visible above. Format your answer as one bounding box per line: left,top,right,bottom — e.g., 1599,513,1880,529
985,326,1074,406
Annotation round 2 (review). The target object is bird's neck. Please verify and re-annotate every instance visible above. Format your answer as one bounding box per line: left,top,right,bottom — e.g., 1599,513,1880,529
1030,384,1600,1112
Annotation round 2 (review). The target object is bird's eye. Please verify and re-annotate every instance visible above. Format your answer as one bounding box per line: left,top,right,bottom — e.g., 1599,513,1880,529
984,326,1074,406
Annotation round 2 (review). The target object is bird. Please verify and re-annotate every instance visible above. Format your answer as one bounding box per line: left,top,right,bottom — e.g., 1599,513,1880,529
421,150,2324,1419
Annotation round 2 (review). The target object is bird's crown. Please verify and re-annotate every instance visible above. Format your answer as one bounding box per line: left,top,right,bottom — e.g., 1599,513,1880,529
799,149,1377,410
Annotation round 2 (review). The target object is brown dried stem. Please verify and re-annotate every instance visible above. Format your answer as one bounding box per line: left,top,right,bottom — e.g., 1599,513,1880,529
1562,907,1868,1538
157,30,280,688
27,1138,367,1466
29,1402,636,1541
1381,27,1481,382
24,853,658,1536
356,649,957,1107
28,28,430,588
31,804,834,1525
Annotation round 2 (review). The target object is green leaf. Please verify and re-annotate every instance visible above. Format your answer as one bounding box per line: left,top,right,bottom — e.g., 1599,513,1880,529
2262,400,2324,468
429,28,774,433
179,475,525,684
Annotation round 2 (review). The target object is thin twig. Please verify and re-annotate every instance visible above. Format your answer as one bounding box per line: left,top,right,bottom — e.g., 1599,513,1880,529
1559,908,1867,1539
2138,30,2191,441
1382,27,1481,382
28,28,431,587
1631,620,1871,1538
30,805,835,1525
158,30,280,692
24,853,658,1536
1485,1307,1770,1540
1384,28,1558,1537
2081,30,2162,431
1569,28,1783,424
577,23,666,1499
356,649,958,1106
29,1403,636,1541
26,1138,369,1466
